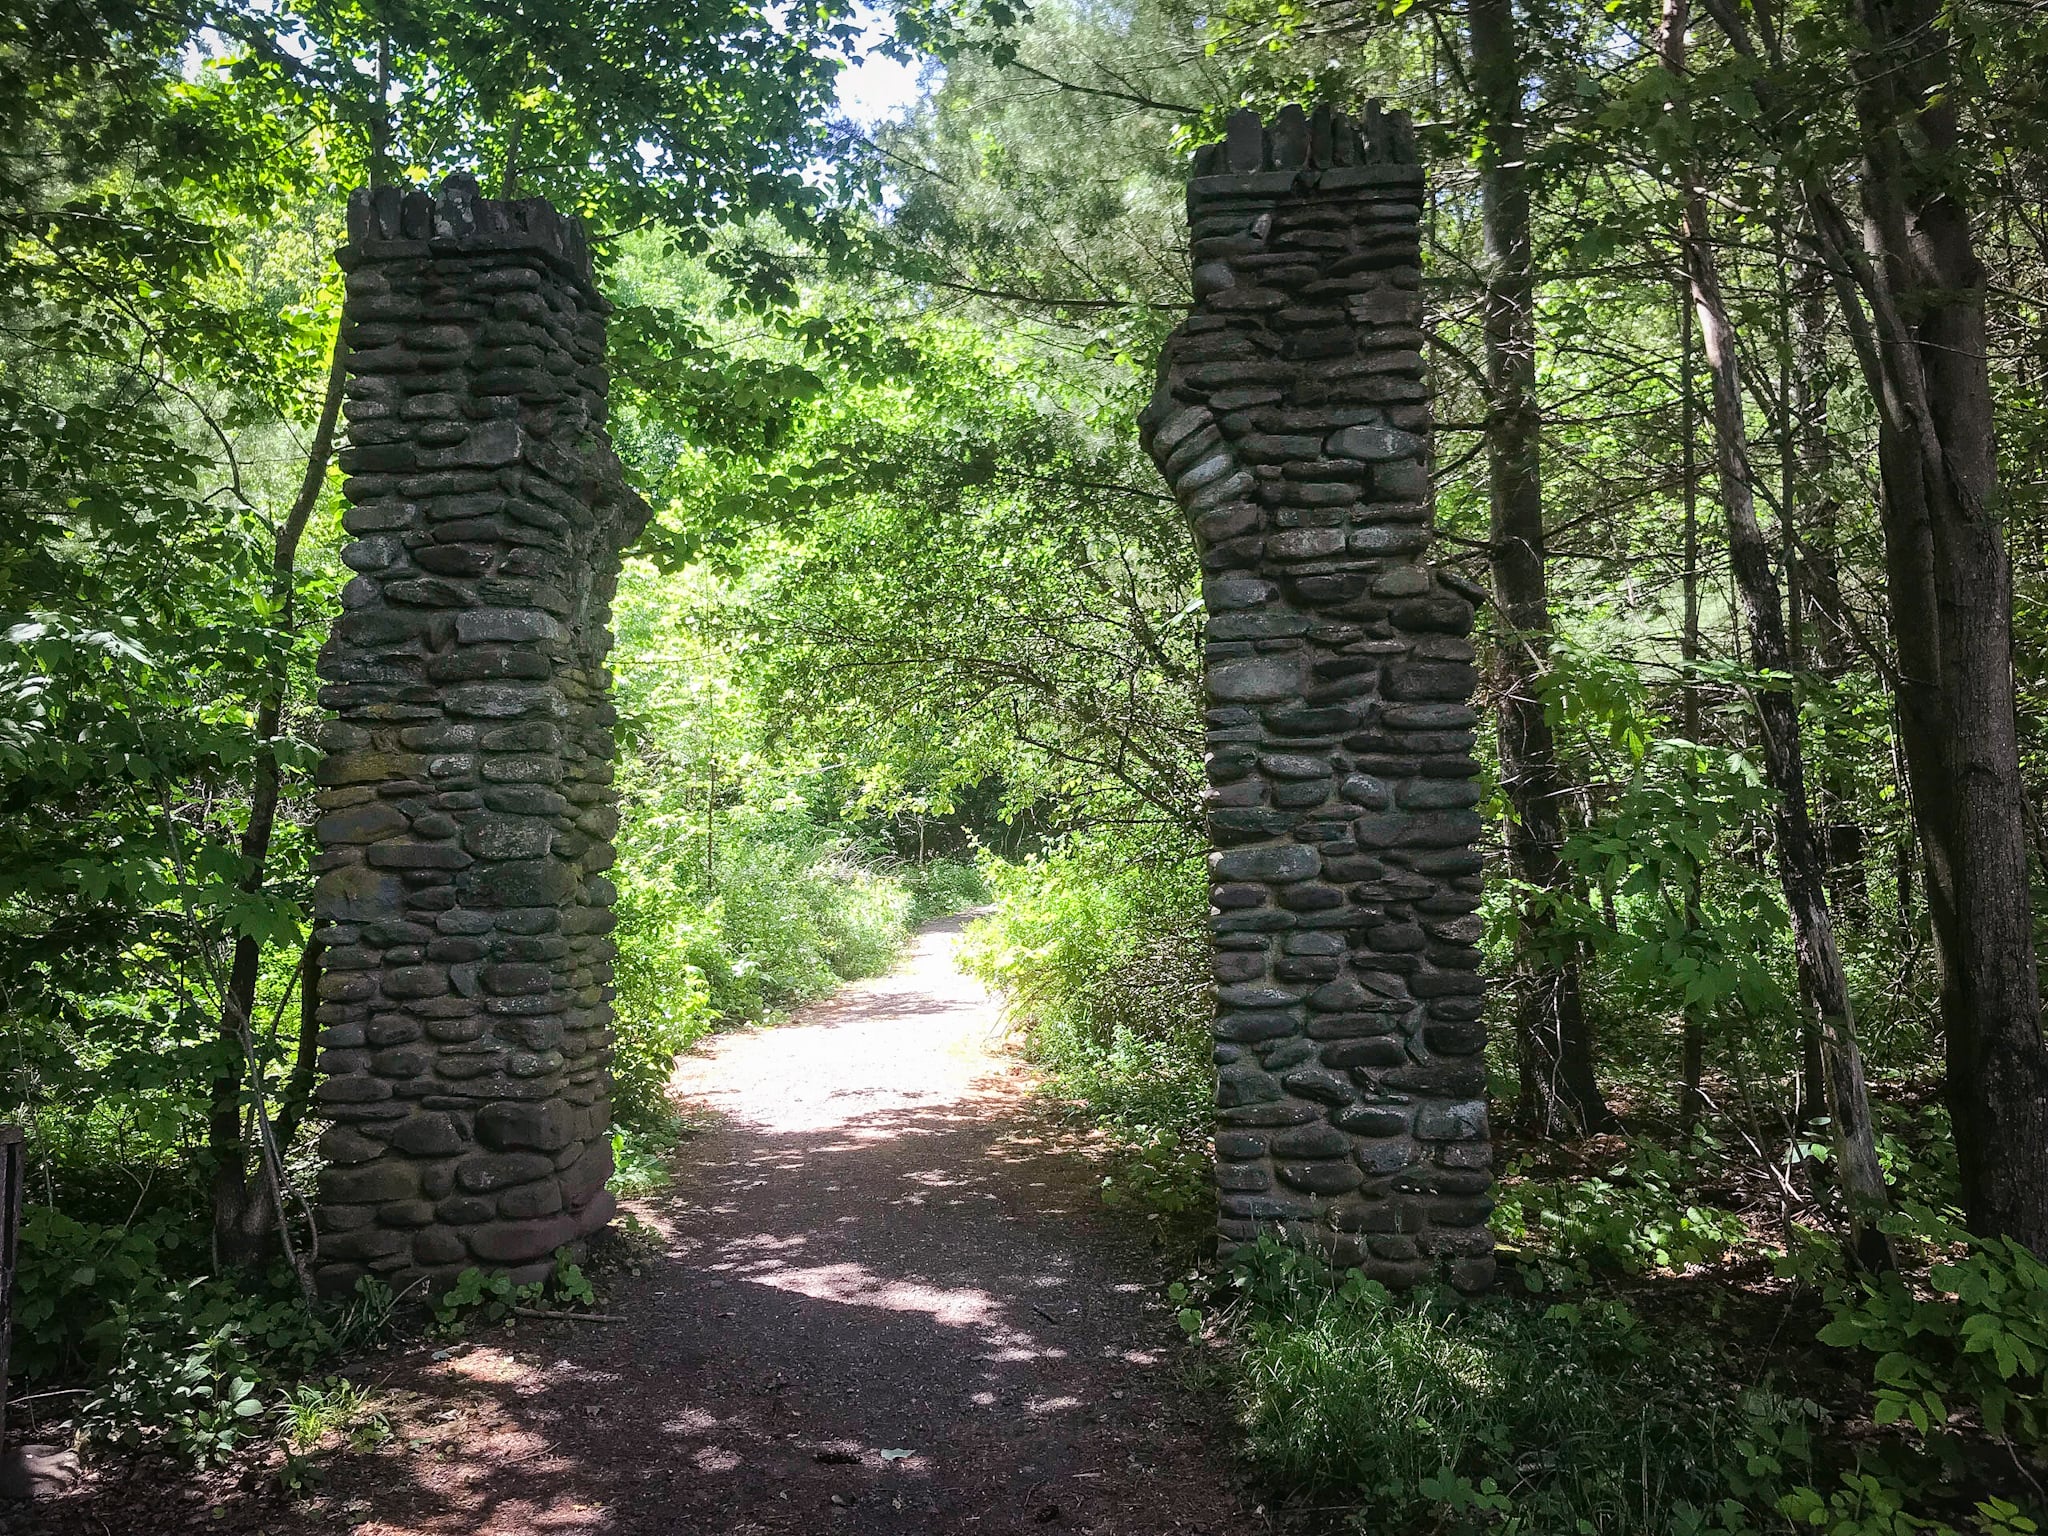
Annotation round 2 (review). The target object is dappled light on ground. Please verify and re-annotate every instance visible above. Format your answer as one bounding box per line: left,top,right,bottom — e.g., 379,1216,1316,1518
73,917,1254,1536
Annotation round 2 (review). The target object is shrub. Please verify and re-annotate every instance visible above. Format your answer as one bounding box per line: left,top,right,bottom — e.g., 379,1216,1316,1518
610,821,918,1132
72,1271,391,1465
903,856,992,922
1494,1137,1752,1289
961,827,1212,1220
1816,1205,2048,1458
14,1205,202,1382
1222,1237,1813,1535
608,883,718,1128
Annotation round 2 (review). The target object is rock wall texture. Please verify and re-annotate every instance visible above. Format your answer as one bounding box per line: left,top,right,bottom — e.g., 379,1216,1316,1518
1141,104,1494,1291
310,176,647,1296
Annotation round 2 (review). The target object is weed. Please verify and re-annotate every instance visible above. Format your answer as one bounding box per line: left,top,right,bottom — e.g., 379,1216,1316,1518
962,829,1214,1228
1220,1236,1817,1535
610,1117,681,1197
275,1376,388,1453
1810,1204,2048,1460
1495,1139,1752,1289
432,1247,599,1334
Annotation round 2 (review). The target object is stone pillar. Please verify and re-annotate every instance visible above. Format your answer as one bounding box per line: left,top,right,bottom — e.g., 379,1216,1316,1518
1142,104,1494,1291
310,176,648,1295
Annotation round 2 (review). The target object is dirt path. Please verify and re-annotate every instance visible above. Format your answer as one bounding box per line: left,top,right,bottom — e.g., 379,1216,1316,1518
28,916,1264,1534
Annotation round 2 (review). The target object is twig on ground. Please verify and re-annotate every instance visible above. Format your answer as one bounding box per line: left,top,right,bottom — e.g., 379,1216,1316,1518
512,1308,627,1323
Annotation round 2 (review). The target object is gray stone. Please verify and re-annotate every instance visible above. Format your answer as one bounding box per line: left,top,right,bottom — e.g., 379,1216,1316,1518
1215,1009,1302,1043
1210,845,1319,882
1416,1100,1489,1141
1326,424,1421,461
1271,1123,1351,1158
476,1099,569,1151
1217,984,1303,1009
1147,108,1490,1290
314,179,639,1298
1210,657,1299,702
1280,1161,1364,1194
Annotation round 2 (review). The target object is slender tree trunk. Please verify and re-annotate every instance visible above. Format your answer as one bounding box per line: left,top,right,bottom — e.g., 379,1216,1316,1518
1696,0,2048,1260
1677,287,1709,1137
1471,0,1614,1138
1661,0,1892,1270
501,113,523,201
1791,266,1868,925
1848,0,2048,1256
371,36,392,188
208,328,348,1268
273,937,323,1156
1768,211,1829,1126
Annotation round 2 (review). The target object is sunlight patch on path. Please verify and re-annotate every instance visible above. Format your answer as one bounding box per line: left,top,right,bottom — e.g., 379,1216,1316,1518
667,922,1018,1135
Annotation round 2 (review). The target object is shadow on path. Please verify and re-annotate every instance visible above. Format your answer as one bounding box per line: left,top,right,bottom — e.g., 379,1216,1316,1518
20,918,1260,1536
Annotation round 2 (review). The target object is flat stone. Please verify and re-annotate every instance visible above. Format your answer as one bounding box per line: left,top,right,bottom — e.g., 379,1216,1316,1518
0,1445,83,1500
1326,425,1421,461
1210,845,1319,882
1210,657,1300,702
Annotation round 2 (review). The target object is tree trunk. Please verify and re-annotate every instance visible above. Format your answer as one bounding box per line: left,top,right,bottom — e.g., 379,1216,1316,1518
1849,0,2048,1256
1676,286,1709,1137
208,327,348,1268
1775,221,1828,1126
1661,0,1892,1270
1789,267,1869,928
1696,0,2048,1261
273,937,323,1157
1471,0,1614,1138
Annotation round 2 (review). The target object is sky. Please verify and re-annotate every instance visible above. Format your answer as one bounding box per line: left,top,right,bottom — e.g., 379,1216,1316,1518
831,10,937,130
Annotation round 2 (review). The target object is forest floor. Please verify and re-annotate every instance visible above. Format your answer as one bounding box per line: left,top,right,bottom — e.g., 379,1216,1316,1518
15,916,1270,1535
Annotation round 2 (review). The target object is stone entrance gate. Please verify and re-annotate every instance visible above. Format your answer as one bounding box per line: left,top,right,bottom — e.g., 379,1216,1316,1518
309,178,646,1295
308,102,1491,1297
1142,105,1493,1291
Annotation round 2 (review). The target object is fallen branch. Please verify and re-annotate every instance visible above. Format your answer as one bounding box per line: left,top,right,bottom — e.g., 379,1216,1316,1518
512,1308,627,1323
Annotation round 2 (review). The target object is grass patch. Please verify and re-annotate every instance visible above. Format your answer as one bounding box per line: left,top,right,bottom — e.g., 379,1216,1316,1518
1221,1237,1810,1534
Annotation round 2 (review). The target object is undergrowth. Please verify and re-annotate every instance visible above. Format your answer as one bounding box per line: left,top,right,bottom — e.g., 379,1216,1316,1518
964,823,2048,1535
1219,1236,1800,1534
611,813,985,1129
10,818,977,1467
1203,1237,2045,1536
69,1270,393,1466
960,827,1213,1233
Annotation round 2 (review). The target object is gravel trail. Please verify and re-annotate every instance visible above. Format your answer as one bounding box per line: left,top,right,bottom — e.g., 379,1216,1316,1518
49,915,1262,1535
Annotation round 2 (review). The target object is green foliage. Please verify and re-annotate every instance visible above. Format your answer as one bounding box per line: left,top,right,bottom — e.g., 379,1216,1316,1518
552,1249,598,1308
1816,1207,2048,1456
611,818,917,1099
432,1248,598,1334
275,1376,388,1455
83,1328,270,1466
1495,1139,1753,1288
16,1176,398,1463
432,1267,532,1328
1540,646,1795,1020
1771,1475,2043,1536
903,857,992,923
686,317,1204,828
275,1376,390,1491
606,559,968,1133
608,1119,681,1198
1221,1236,1812,1536
962,828,1213,1221
73,1271,388,1465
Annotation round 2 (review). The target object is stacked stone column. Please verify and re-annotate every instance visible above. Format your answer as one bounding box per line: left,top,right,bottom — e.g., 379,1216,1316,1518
1142,104,1493,1291
310,176,647,1295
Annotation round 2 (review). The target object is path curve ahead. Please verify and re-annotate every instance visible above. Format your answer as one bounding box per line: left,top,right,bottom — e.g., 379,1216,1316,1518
318,915,1262,1534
